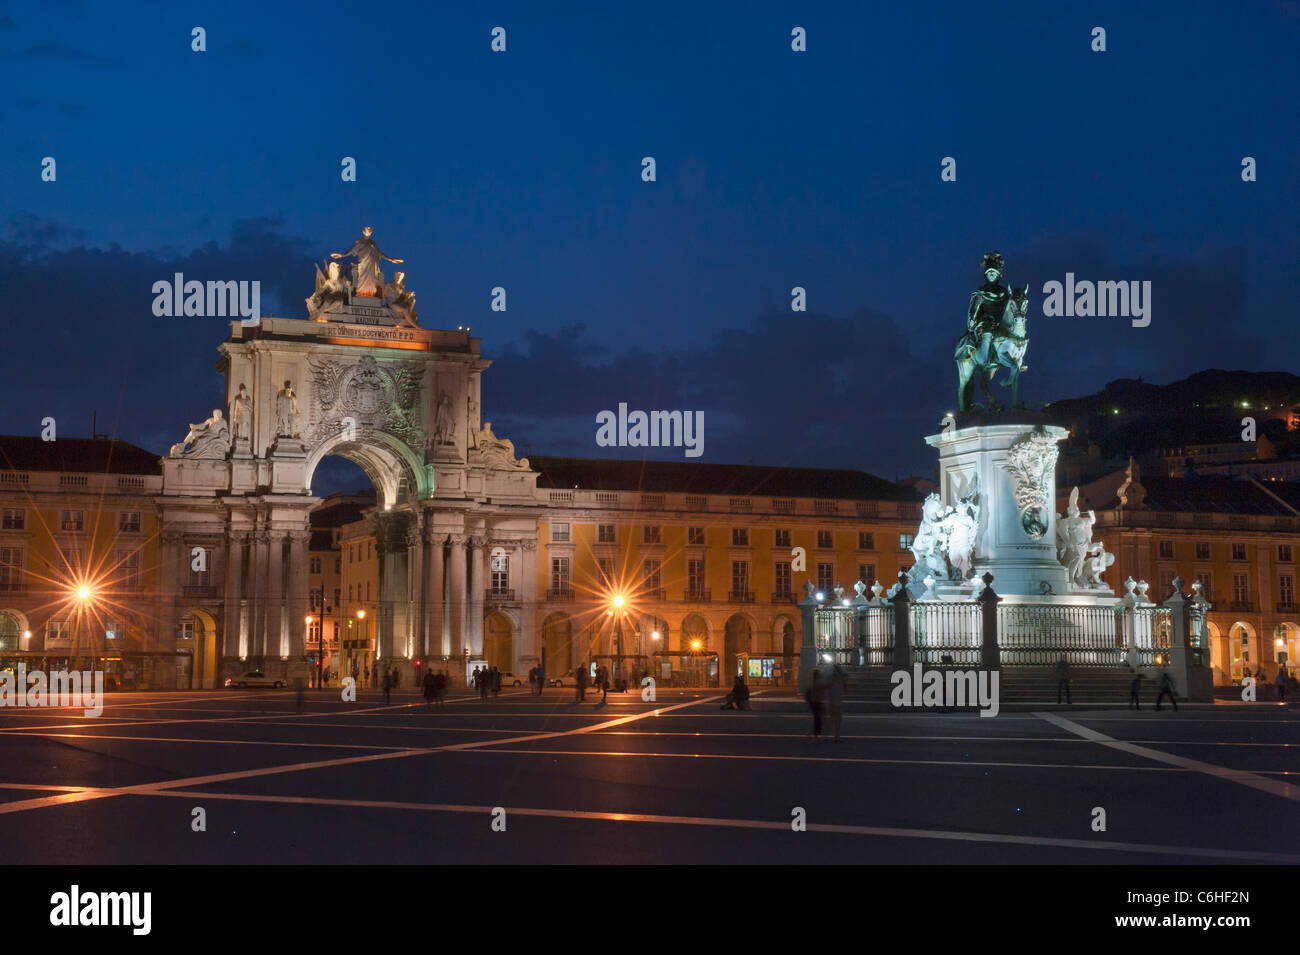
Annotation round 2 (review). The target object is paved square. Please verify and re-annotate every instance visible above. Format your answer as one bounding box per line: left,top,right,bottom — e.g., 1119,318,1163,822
1,688,1297,864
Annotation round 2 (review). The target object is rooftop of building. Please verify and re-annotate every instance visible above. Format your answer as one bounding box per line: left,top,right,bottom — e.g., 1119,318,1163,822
1098,474,1300,516
527,456,919,501
0,435,162,475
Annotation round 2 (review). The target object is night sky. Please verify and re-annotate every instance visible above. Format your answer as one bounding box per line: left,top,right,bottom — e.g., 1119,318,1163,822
2,1,1296,493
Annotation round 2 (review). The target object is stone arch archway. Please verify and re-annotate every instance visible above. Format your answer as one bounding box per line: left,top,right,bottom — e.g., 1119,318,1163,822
542,612,573,675
484,611,515,672
1274,622,1299,675
0,609,31,652
304,430,427,507
723,613,757,681
681,613,710,652
1228,620,1257,682
177,608,220,689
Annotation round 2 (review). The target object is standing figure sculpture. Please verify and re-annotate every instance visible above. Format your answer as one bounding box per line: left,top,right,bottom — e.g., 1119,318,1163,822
432,390,454,445
276,380,300,438
955,251,1030,412
330,226,404,297
230,382,253,442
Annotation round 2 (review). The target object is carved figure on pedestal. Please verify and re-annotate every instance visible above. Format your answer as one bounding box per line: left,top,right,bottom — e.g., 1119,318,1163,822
276,381,301,438
329,226,404,297
383,270,419,327
169,409,231,459
306,260,349,320
433,391,454,445
472,421,529,470
230,383,253,442
1083,540,1115,587
1055,487,1095,586
910,495,950,581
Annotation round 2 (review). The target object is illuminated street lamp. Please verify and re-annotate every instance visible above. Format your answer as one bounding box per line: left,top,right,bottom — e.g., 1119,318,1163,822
306,615,319,688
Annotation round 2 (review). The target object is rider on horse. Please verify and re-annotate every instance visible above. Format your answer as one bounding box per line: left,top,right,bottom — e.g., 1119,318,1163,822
956,251,1009,365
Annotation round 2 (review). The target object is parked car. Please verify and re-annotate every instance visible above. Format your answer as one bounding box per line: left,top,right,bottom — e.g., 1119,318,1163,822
547,669,578,687
500,671,524,687
224,670,285,689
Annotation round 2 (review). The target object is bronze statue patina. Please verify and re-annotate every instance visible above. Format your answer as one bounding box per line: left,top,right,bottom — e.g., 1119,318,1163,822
955,251,1029,412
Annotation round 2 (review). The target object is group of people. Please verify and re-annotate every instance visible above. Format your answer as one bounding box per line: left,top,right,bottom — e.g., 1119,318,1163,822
804,665,847,741
420,668,451,709
471,665,502,701
573,663,613,703
1242,666,1298,701
526,664,548,693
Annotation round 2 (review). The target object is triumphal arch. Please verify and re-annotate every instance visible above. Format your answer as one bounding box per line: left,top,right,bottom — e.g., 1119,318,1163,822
157,229,539,686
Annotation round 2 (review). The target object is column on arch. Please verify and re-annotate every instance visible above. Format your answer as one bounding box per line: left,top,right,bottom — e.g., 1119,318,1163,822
469,536,488,658
520,538,538,663
223,525,246,660
248,520,268,661
424,526,445,659
265,526,285,660
406,516,424,660
287,528,311,658
448,534,468,668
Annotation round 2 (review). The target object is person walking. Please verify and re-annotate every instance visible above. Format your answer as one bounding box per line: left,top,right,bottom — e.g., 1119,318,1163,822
827,665,847,742
1055,654,1072,705
422,667,436,709
381,668,392,705
435,670,448,709
479,667,490,702
805,670,826,740
576,663,588,702
597,664,609,704
1276,667,1288,702
491,666,502,695
1155,669,1178,711
536,662,546,694
1128,670,1142,710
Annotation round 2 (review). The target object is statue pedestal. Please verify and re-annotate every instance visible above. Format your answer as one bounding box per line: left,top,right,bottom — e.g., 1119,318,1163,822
925,422,1072,598
270,437,308,493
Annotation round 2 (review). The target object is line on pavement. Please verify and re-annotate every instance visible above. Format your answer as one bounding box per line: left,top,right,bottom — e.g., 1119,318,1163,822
130,788,1300,864
0,693,721,816
1035,711,1300,802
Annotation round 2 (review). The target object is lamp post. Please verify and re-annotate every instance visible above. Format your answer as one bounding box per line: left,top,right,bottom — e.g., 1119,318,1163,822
357,609,368,687
306,616,317,688
610,594,626,683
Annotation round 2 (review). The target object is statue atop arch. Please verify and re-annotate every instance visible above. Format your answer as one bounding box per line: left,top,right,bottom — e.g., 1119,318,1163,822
330,226,404,298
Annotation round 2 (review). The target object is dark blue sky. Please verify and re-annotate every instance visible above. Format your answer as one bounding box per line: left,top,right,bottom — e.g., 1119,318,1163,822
2,0,1296,491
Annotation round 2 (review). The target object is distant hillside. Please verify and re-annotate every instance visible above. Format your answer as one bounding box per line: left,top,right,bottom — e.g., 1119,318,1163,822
1046,369,1300,458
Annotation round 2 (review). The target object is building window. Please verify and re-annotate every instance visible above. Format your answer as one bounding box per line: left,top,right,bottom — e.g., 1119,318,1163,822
117,550,142,591
1157,570,1175,596
1280,545,1294,563
817,530,833,549
1232,573,1250,604
490,554,510,592
899,533,915,550
1231,543,1247,561
333,588,340,609
348,584,354,601
118,511,141,533
731,560,749,596
774,561,791,596
177,620,194,641
859,563,876,587
1,508,25,530
688,526,705,545
334,557,341,574
858,532,875,550
688,559,706,596
1280,575,1295,607
188,558,209,588
1158,540,1174,559
1195,541,1211,560
731,528,749,546
310,557,322,574
0,548,23,591
551,523,571,543
817,562,834,593
61,509,84,532
644,559,662,592
643,525,662,544
1195,572,1212,600
46,618,71,645
365,581,371,601
597,524,616,543
773,529,790,547
597,557,614,584
551,557,571,592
